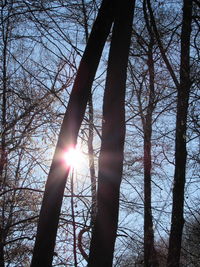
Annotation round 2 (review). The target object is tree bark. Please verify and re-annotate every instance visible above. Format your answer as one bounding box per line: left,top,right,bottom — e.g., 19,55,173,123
167,1,192,266
88,1,135,266
31,1,115,266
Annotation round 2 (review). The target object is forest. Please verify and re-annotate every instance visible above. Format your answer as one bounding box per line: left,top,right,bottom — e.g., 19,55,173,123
0,0,200,266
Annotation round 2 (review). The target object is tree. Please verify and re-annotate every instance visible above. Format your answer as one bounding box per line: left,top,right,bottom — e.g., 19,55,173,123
88,1,135,266
182,210,200,266
142,1,159,265
167,1,193,266
143,0,194,265
31,0,115,265
0,1,62,265
0,1,83,265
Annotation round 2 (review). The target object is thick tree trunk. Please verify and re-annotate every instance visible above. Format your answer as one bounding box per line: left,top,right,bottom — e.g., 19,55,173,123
31,1,115,266
167,1,192,266
88,1,135,266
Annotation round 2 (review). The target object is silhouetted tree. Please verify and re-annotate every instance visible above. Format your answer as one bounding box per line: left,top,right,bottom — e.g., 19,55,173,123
167,0,193,266
31,0,115,265
88,0,135,266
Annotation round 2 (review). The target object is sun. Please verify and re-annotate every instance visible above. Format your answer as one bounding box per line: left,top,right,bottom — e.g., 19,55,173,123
63,146,84,169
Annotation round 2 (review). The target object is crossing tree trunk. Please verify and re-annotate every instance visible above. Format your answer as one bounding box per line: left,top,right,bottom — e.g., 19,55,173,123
31,1,115,265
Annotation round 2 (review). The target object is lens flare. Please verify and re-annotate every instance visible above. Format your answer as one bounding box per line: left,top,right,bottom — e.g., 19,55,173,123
63,146,84,169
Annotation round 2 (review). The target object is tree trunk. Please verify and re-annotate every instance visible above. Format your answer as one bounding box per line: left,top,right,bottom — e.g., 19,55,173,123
88,1,135,266
0,242,4,267
167,1,192,266
143,43,159,267
31,1,115,266
70,171,78,267
80,0,97,225
88,95,97,225
143,2,159,266
0,13,8,266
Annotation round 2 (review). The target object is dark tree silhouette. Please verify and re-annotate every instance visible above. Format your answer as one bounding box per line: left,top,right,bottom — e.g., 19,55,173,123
167,0,193,266
146,1,193,265
31,0,115,265
88,0,135,266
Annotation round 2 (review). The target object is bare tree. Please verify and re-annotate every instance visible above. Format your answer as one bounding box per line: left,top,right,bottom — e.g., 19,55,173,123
167,0,193,266
0,1,78,265
140,1,159,265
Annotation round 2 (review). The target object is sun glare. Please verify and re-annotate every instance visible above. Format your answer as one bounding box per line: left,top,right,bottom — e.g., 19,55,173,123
63,146,84,169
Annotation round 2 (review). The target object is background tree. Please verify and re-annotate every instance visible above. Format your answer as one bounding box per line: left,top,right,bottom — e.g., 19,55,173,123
0,0,79,265
167,1,193,265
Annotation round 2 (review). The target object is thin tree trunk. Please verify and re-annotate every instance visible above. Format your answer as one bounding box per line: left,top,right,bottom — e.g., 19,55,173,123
70,171,78,267
81,0,97,225
167,1,192,266
31,1,115,265
76,2,97,261
0,11,9,266
143,41,159,267
88,95,97,225
143,2,159,266
88,1,135,266
146,0,179,89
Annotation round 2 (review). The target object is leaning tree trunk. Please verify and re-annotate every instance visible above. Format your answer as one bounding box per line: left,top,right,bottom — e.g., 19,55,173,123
31,0,115,266
88,1,135,266
167,1,192,266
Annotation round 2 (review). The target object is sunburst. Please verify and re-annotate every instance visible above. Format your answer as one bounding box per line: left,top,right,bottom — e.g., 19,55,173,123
63,146,84,170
